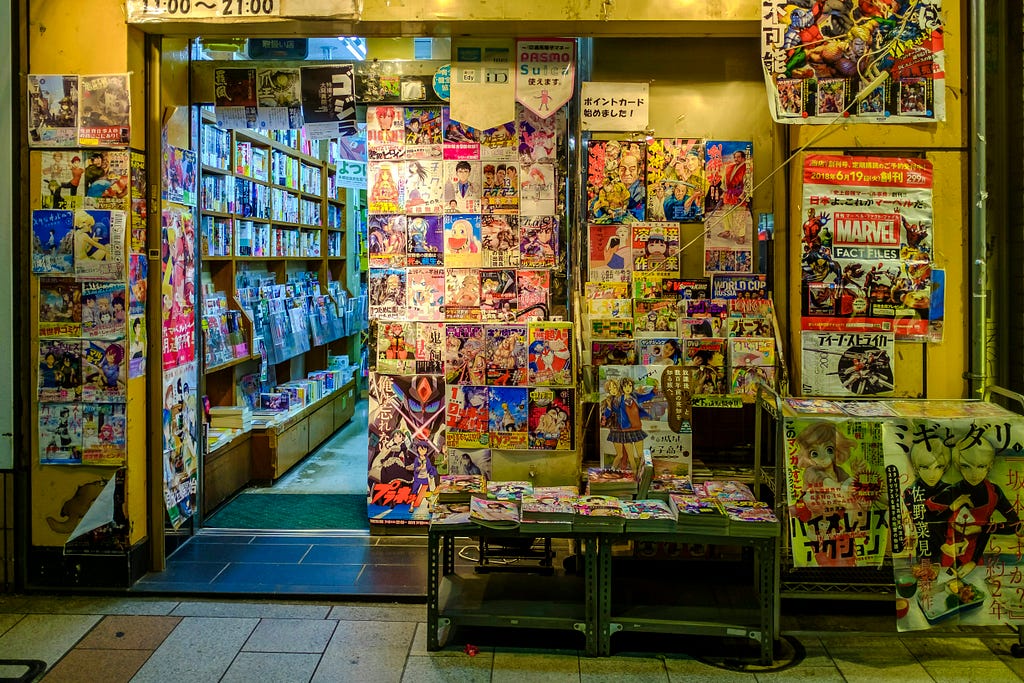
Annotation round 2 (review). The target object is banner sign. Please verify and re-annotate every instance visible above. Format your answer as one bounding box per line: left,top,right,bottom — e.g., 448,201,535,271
516,39,575,119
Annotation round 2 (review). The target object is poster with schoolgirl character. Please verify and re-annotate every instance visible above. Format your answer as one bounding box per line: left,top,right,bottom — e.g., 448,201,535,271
32,209,75,274
82,402,127,465
81,340,127,403
39,403,83,464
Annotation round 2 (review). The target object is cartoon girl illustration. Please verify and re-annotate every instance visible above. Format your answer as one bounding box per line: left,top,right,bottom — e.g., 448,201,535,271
410,439,438,510
602,376,656,473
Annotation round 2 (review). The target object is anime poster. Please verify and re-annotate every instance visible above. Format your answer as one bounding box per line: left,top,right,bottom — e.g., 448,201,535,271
517,103,559,164
75,209,125,281
480,270,517,323
162,361,198,529
406,266,445,322
519,215,559,268
485,324,528,386
520,162,557,216
39,403,83,464
801,330,896,397
488,386,529,450
448,447,492,479
404,106,444,160
160,203,196,370
481,215,520,268
376,321,418,375
128,253,147,316
442,108,481,160
784,415,888,568
38,339,81,403
800,155,934,339
81,340,127,403
406,215,444,266
368,214,408,267
77,150,131,211
299,65,357,140
588,224,633,282
646,138,706,223
632,222,680,275
443,214,482,268
213,67,258,129
81,282,125,339
761,0,945,125
598,365,659,472
81,403,126,465
516,270,549,322
130,150,147,245
402,160,444,215
128,314,146,379
38,150,84,210
368,267,406,321
39,278,82,338
446,385,490,449
442,160,482,214
27,74,79,147
367,105,406,160
163,147,197,206
528,387,573,451
445,268,481,322
78,74,130,146
255,67,302,130
884,410,1024,631
367,372,445,525
414,322,445,374
32,209,75,274
586,139,646,223
444,323,486,385
367,161,403,214
704,141,753,274
482,161,520,214
528,321,573,387
479,122,517,162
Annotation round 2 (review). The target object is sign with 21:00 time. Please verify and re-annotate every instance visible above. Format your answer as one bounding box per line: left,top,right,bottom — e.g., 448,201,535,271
128,0,282,21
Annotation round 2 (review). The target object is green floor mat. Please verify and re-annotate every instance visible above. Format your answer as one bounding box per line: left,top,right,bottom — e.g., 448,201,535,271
204,493,370,531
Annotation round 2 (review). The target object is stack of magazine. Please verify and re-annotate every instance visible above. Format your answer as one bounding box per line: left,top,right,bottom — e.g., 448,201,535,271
486,480,533,501
668,493,729,534
585,468,637,499
429,502,474,529
433,474,486,504
520,486,578,533
573,495,626,532
622,499,678,532
720,500,780,537
469,496,520,529
647,476,694,502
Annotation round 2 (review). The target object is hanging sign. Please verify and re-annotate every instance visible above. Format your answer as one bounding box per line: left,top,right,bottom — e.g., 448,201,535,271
127,0,282,21
580,82,649,132
516,39,575,119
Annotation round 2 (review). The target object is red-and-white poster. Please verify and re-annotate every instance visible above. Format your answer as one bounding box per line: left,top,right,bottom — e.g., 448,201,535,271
516,39,575,119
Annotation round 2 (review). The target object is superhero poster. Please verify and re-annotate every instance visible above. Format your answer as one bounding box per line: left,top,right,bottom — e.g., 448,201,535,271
367,372,445,525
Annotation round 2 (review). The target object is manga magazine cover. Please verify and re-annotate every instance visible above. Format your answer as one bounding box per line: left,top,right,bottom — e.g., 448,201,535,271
801,330,896,397
414,322,445,374
213,67,258,129
683,338,726,395
162,147,196,207
368,267,406,321
481,161,520,214
129,253,147,315
728,337,776,398
442,160,482,214
445,269,481,322
39,403,83,464
376,321,418,375
590,318,634,341
732,366,777,399
516,269,549,322
727,317,774,338
39,278,82,338
446,385,490,449
520,162,557,216
517,102,559,164
38,150,84,210
631,222,680,275
27,74,78,147
82,282,126,339
488,386,529,450
406,215,444,266
481,215,520,268
646,138,706,223
402,160,444,215
680,316,727,339
519,215,559,268
367,161,403,214
32,209,75,274
78,74,130,146
254,68,302,130
586,281,630,300
82,340,127,403
479,121,517,162
637,338,685,366
591,341,637,367
129,313,146,379
405,267,445,322
587,224,632,282
367,372,445,524
404,106,443,160
528,387,574,451
368,214,408,267
685,297,730,318
587,297,631,320
75,209,126,281
633,299,679,337
447,448,492,479
443,214,483,268
586,139,646,224
38,339,81,402
480,270,517,323
442,108,481,160
528,321,573,387
704,141,753,274
485,324,528,386
82,150,131,212
82,402,127,464
445,323,487,385
712,273,767,300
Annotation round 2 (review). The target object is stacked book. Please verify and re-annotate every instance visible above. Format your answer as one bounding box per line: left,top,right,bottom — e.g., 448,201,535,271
206,427,241,452
429,502,474,529
573,495,626,532
721,500,780,537
586,468,637,499
208,405,252,431
520,486,578,533
486,480,533,501
697,480,756,502
433,474,486,504
622,499,678,532
469,496,520,529
669,493,729,534
647,476,694,502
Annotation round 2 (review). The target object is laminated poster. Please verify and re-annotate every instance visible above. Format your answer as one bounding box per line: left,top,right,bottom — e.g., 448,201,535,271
78,74,131,147
162,361,198,529
300,65,357,140
27,74,79,148
74,209,126,281
704,141,753,275
213,68,258,129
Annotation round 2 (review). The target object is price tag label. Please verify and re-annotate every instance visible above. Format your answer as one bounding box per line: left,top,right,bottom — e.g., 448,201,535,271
128,0,282,21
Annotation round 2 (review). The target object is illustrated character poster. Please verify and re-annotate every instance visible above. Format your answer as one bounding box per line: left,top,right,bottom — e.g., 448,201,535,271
704,141,753,274
761,0,946,125
38,150,85,210
367,373,445,524
39,278,81,338
81,340,127,403
586,139,646,224
406,215,444,266
160,203,196,370
528,387,573,451
39,403,83,464
78,73,130,146
74,209,126,281
598,365,660,473
27,74,79,147
31,209,75,274
162,361,198,529
81,402,127,465
800,154,934,340
402,160,444,215
646,138,706,223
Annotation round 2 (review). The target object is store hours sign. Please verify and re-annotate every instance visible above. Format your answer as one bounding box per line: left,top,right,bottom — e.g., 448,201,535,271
128,0,362,22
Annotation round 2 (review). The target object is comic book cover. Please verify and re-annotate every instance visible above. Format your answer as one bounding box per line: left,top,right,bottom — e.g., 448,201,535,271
481,161,520,214
254,67,302,129
443,214,482,269
637,338,684,366
82,402,127,464
376,320,418,375
680,316,727,338
32,209,75,274
366,105,406,160
585,281,630,300
479,270,517,323
727,317,774,338
213,67,258,129
78,74,130,146
586,139,645,223
631,222,680,275
446,385,490,449
646,138,706,223
685,364,725,396
712,273,767,300
481,215,520,268
587,298,631,319
414,322,445,374
162,147,196,208
368,214,407,267
517,102,558,164
632,274,669,300
81,339,127,402
403,106,443,160
488,386,529,449
516,270,549,322
801,331,896,397
402,159,444,215
528,321,573,386
39,403,83,464
633,299,680,337
445,269,481,322
38,150,84,210
685,298,730,318
406,215,444,266
445,323,487,385
587,223,632,282
27,74,78,147
728,337,776,368
447,447,492,479
442,108,481,160
528,387,574,451
485,324,528,386
520,162,557,216
128,253,148,316
590,318,634,340
519,215,558,268
368,267,406,320
129,313,146,379
592,341,637,367
731,366,776,399
479,121,517,161
82,282,126,339
367,161,403,214
442,160,482,213
368,372,445,525
75,209,126,280
39,339,81,402
406,267,445,322
39,278,82,338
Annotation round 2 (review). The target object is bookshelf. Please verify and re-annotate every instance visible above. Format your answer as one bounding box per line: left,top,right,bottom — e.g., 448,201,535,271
198,111,363,512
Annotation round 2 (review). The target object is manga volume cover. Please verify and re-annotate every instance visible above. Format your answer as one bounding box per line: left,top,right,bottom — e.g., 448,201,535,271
367,161,403,214
591,341,637,367
376,321,418,375
515,270,549,322
82,402,127,464
586,139,646,223
38,150,84,210
444,323,487,385
443,214,483,268
704,141,754,274
520,163,557,216
81,150,132,211
404,106,444,160
441,108,481,160
368,214,408,267
631,222,680,275
27,74,78,147
39,278,82,338
32,209,75,274
481,215,520,268
488,386,529,450
485,324,528,386
38,339,81,403
442,160,482,214
405,267,445,322
646,138,706,223
368,267,407,321
78,74,130,146
801,330,896,397
406,215,444,266
519,215,559,268
480,270,517,323
587,224,632,283
39,403,83,464
414,322,445,374
528,321,573,387
81,340,127,403
517,102,559,164
402,160,444,215
75,209,126,281
254,68,302,130
82,282,126,339
481,161,520,214
213,68,258,129
446,385,490,449
528,387,574,451
479,122,517,162
444,269,481,322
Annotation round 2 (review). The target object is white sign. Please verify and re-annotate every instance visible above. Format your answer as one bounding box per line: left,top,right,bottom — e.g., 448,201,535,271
128,0,282,20
580,82,649,132
516,39,575,119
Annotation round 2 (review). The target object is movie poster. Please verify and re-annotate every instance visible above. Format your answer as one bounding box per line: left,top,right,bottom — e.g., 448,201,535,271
27,74,79,147
160,203,196,370
162,361,198,529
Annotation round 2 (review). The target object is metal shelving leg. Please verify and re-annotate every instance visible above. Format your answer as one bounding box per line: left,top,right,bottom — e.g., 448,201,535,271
427,531,441,651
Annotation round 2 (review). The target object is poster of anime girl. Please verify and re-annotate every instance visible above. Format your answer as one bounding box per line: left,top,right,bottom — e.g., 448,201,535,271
39,403,83,464
368,214,408,267
160,203,196,370
162,361,198,529
406,215,444,266
404,106,443,160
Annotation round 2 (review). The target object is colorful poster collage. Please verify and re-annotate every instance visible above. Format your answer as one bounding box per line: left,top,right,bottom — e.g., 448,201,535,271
27,73,131,148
